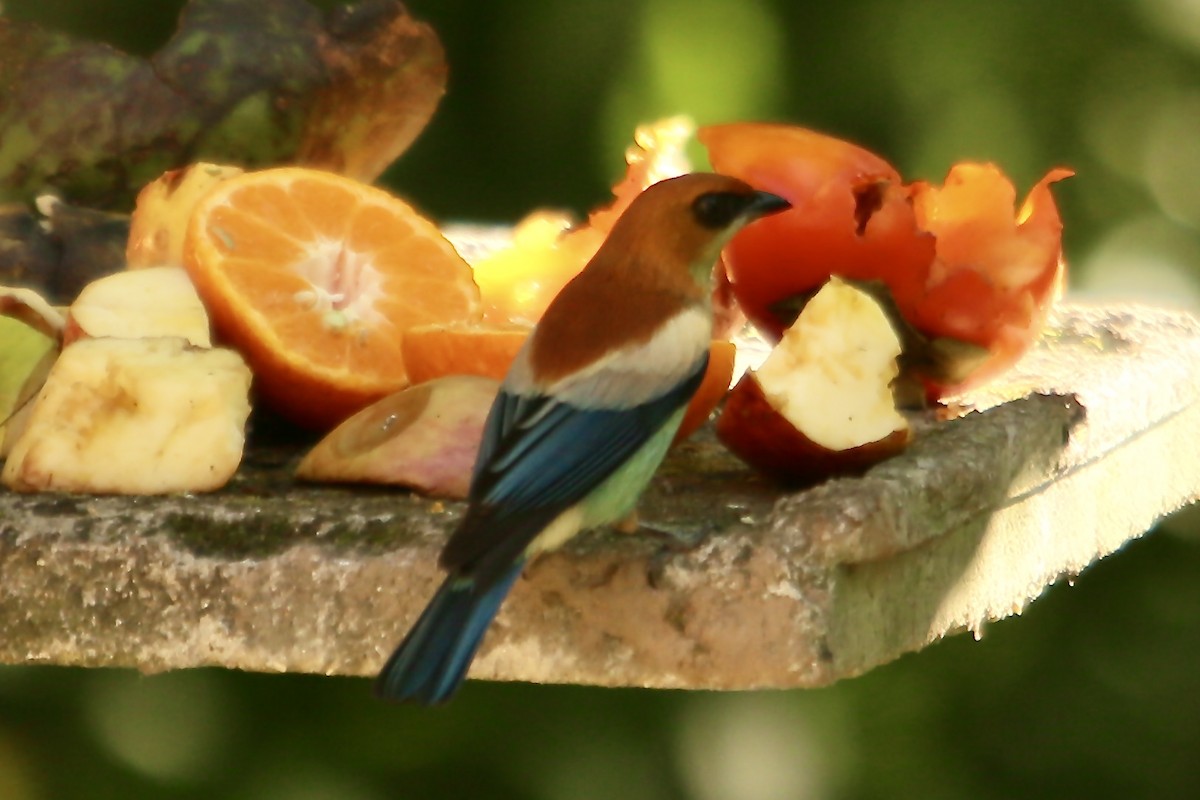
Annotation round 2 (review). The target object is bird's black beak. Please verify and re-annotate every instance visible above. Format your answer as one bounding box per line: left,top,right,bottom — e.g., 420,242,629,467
746,190,792,218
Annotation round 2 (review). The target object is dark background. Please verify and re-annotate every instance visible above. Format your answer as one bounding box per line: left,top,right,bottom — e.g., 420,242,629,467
3,0,1200,797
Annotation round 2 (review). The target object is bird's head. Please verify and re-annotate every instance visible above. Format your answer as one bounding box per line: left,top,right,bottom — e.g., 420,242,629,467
522,174,790,386
600,172,792,290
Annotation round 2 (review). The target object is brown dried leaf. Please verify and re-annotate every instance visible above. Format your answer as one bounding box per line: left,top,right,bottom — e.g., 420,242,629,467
296,1,447,181
0,0,446,209
0,199,130,303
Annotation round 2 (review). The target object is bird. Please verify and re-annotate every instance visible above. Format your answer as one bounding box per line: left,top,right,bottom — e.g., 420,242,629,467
374,172,791,705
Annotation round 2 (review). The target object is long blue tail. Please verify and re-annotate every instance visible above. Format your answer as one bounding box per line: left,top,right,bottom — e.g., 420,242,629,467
374,563,523,705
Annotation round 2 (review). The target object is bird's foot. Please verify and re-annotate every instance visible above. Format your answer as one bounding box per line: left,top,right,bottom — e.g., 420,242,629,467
613,511,641,534
636,521,709,552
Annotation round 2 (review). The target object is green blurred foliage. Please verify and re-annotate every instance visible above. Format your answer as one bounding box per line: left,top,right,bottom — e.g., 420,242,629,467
3,0,1200,797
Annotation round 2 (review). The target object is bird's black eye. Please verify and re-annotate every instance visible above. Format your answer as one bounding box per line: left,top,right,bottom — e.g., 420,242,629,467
690,191,749,230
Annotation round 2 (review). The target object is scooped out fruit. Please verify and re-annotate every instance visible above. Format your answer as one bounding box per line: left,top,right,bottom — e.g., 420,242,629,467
701,122,1071,402
717,277,910,484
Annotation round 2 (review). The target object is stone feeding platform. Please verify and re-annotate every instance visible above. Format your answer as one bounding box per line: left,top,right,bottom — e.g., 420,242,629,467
2,303,1198,690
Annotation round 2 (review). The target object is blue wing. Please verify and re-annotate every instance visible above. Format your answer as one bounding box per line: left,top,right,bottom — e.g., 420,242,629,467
439,351,708,586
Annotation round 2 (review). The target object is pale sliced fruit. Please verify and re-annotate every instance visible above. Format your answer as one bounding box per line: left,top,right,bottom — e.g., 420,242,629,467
0,286,66,340
296,374,497,499
2,337,252,494
717,277,910,484
66,266,211,346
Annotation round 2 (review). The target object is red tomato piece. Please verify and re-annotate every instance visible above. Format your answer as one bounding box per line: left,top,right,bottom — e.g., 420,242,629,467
699,123,936,340
701,121,1072,400
908,164,1073,395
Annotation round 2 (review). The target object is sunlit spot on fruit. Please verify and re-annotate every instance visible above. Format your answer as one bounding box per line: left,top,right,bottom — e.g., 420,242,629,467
1076,215,1200,310
601,0,783,174
82,669,234,784
293,288,342,311
212,224,236,252
324,309,350,331
512,280,545,311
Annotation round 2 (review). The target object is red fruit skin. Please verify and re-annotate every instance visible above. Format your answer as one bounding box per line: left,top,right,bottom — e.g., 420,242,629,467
700,123,936,340
907,164,1073,397
715,372,910,486
701,122,1072,400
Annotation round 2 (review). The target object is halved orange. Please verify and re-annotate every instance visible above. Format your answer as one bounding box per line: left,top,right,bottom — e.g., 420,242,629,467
401,324,531,386
183,167,481,429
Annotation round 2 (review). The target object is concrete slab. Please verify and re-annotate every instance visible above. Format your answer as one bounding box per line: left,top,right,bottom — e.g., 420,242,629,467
1,303,1198,689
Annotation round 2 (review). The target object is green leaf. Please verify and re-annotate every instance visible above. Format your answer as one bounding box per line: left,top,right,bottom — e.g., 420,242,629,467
0,316,57,450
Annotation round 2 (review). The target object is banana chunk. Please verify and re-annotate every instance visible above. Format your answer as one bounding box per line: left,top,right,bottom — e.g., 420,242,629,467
2,337,252,494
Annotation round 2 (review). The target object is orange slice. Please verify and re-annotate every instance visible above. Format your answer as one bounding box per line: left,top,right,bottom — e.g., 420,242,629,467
675,340,737,443
402,324,531,386
406,324,732,444
183,167,481,429
404,323,731,443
